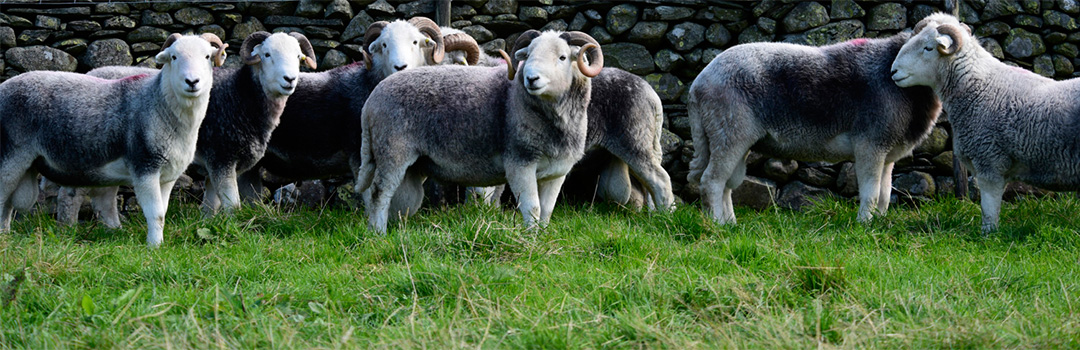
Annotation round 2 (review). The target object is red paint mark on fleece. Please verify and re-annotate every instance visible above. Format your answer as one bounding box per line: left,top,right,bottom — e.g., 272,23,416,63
849,38,869,46
117,73,149,82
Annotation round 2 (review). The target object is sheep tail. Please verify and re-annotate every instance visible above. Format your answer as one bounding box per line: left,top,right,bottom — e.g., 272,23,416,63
686,92,709,189
354,119,376,194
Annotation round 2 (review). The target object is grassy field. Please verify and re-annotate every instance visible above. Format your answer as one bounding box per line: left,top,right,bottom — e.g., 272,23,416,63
2,194,1079,349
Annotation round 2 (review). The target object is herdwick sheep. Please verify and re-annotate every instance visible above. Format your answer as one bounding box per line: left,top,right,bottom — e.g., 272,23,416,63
892,13,1080,232
66,31,318,226
355,30,604,232
438,32,675,211
687,32,941,225
237,17,474,205
0,33,226,247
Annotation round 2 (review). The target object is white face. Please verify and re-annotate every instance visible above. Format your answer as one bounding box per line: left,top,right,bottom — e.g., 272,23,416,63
155,36,217,98
250,33,305,96
367,20,437,77
515,33,583,99
892,25,956,88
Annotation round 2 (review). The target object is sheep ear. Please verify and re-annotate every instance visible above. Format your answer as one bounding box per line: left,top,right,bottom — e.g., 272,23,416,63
935,35,953,51
514,48,528,61
367,40,382,54
155,50,171,64
422,37,436,48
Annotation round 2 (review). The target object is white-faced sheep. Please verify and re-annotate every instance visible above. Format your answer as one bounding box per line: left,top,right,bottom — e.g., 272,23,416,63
892,13,1080,232
436,31,675,212
355,30,604,232
688,33,942,225
237,17,475,203
63,31,318,226
0,33,226,247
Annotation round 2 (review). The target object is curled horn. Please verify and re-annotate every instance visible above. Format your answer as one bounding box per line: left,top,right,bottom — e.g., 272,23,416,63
289,32,319,69
443,32,481,66
560,31,603,78
240,31,272,66
408,17,445,64
499,49,514,80
363,21,389,70
913,18,931,35
200,33,228,67
161,33,183,50
508,30,542,81
936,24,965,55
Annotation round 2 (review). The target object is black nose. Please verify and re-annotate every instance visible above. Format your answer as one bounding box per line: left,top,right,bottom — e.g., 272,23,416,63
394,64,408,71
185,78,199,87
890,69,897,75
527,76,540,84
283,76,296,83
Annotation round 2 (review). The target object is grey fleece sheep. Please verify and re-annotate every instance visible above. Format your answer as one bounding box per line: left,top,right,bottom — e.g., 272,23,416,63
892,13,1080,232
355,30,604,232
66,32,318,225
0,33,226,247
438,31,675,211
688,32,941,225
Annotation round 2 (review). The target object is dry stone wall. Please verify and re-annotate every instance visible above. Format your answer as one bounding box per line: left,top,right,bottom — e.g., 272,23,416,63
1,0,1076,209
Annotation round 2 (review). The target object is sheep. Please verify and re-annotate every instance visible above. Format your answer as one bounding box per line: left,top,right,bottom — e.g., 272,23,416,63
354,30,604,232
687,32,942,225
0,33,226,247
62,31,318,226
891,13,1080,232
437,31,675,211
237,17,476,204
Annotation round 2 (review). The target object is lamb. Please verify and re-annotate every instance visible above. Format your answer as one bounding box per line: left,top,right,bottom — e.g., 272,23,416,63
891,13,1080,232
64,31,318,226
237,17,475,202
355,30,604,232
438,31,675,211
687,32,941,225
0,33,226,247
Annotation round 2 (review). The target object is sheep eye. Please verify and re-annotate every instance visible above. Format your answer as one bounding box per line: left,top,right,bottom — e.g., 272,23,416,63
205,55,211,59
382,43,387,48
924,47,933,52
560,55,567,61
171,55,177,60
265,53,271,58
413,40,418,45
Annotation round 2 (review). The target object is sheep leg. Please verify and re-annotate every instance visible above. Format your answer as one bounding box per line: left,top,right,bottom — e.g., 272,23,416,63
388,167,425,221
89,187,121,229
368,161,413,233
854,152,886,222
209,167,241,215
537,175,567,225
506,163,541,228
160,179,177,214
201,175,221,215
0,162,30,231
876,162,895,215
723,159,747,221
467,186,500,205
976,175,1006,234
700,149,746,224
624,155,676,212
132,175,166,248
237,168,265,203
597,158,633,207
56,186,84,226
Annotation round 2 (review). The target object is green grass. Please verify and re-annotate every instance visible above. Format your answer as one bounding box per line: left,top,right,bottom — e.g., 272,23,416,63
2,194,1080,349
